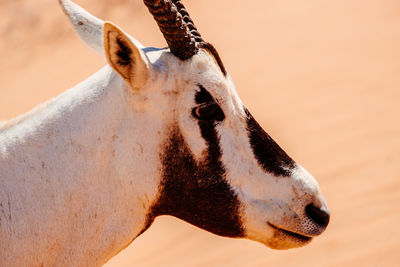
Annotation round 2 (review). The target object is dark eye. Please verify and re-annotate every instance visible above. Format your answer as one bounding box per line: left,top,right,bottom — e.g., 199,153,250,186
192,103,225,121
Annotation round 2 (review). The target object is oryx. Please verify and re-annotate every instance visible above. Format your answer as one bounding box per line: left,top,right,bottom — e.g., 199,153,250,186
0,0,329,265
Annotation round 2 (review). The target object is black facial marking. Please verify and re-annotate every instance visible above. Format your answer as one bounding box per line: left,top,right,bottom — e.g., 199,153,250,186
193,85,225,121
116,37,132,66
149,122,244,238
245,109,295,176
195,85,214,104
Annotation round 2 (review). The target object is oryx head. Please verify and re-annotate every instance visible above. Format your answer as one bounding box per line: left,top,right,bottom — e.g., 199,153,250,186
60,0,329,249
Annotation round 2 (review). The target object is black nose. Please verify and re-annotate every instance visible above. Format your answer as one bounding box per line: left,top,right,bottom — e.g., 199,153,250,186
305,204,330,227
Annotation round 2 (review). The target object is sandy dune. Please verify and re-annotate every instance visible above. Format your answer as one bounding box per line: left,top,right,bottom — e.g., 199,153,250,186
1,0,399,266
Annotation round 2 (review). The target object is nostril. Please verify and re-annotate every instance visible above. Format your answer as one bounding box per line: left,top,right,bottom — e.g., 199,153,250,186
305,204,330,228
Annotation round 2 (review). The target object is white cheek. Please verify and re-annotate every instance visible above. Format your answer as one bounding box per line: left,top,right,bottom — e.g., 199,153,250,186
179,116,207,159
177,92,207,160
217,120,299,233
218,120,291,201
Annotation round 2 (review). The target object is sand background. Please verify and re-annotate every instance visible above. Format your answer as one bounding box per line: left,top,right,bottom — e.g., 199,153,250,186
1,0,399,266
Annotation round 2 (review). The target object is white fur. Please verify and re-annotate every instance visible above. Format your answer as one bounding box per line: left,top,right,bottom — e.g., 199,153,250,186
0,1,329,265
0,65,166,265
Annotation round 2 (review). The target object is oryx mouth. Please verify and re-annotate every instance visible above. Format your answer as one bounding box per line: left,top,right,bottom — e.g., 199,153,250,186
267,222,312,242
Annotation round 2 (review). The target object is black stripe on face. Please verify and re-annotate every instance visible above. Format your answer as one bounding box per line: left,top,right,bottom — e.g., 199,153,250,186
151,124,244,237
245,109,295,177
149,100,243,237
195,84,214,104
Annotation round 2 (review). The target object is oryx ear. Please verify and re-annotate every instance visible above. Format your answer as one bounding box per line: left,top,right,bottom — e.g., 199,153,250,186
104,22,150,90
60,0,145,56
59,0,104,55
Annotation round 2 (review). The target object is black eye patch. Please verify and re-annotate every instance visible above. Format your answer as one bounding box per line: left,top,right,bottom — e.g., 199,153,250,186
193,85,225,121
195,84,214,104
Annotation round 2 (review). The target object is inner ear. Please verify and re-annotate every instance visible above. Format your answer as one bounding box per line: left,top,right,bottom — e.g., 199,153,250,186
114,37,133,67
104,22,150,90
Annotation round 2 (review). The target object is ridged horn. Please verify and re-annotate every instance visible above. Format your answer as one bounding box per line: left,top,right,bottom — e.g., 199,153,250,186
144,0,198,60
171,0,204,43
170,0,226,75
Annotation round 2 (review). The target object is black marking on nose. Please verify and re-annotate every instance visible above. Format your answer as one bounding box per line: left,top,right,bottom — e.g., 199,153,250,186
245,109,295,177
149,120,244,238
305,204,330,228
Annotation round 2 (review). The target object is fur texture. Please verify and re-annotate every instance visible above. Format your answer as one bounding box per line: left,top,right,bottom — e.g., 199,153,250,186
0,1,329,265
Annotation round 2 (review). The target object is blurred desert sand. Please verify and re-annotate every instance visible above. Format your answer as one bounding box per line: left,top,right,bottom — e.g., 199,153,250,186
1,0,399,266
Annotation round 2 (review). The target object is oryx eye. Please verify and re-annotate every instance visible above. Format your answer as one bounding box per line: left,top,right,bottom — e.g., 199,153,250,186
192,103,225,121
